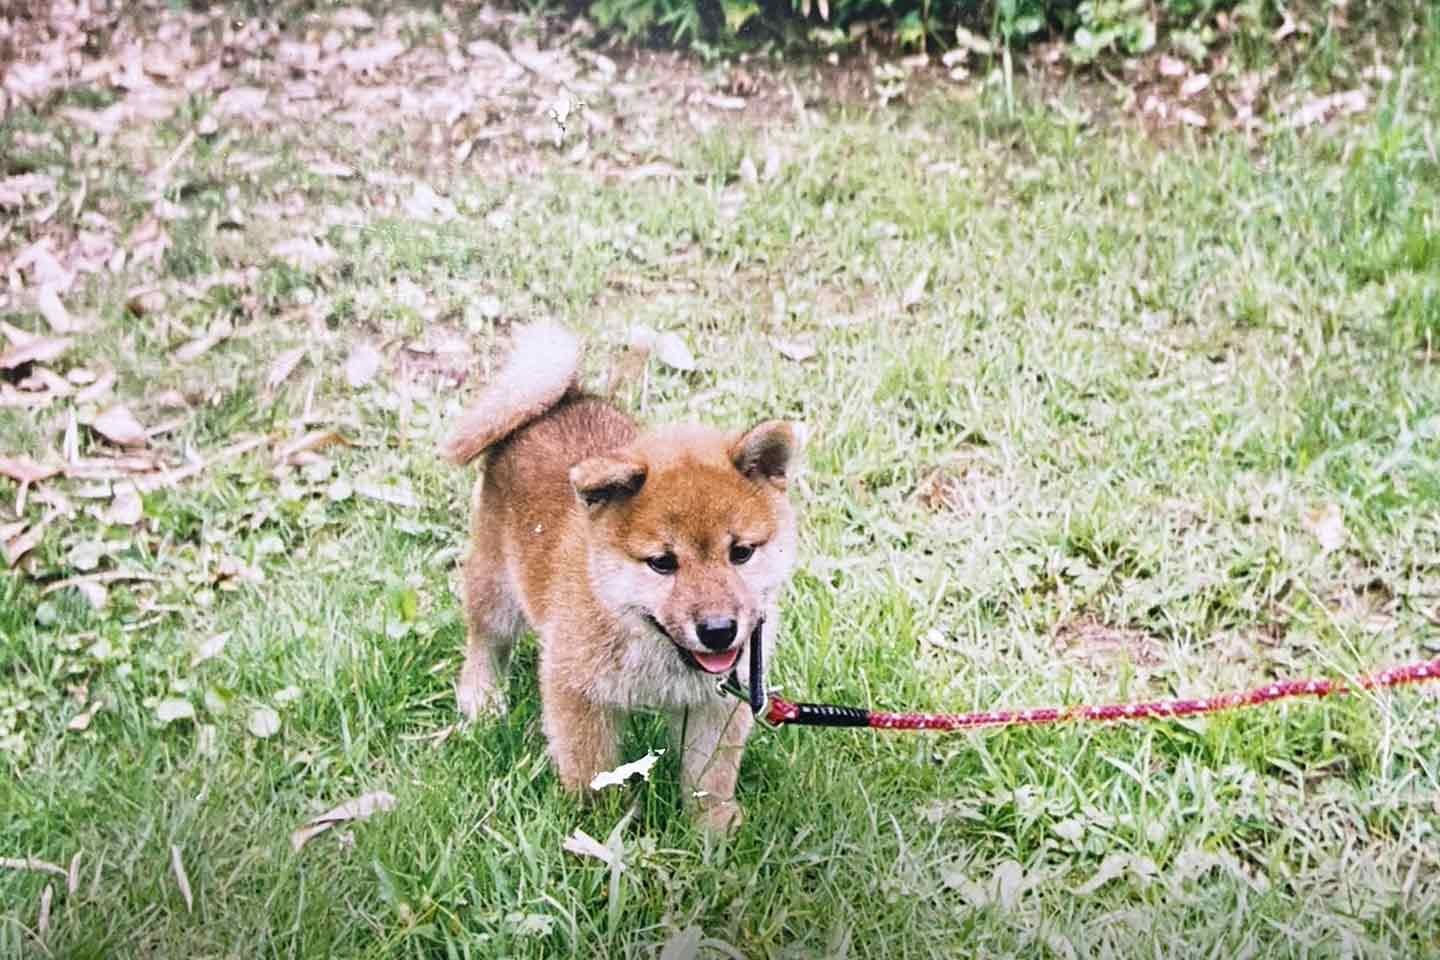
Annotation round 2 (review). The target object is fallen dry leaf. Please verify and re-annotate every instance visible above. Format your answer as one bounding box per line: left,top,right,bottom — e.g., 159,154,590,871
590,750,664,790
341,40,405,73
275,430,349,466
74,370,116,405
0,334,72,370
271,237,336,270
772,337,817,362
37,883,52,935
1176,107,1208,128
266,348,307,395
1158,55,1186,77
344,342,383,388
1302,503,1346,553
91,406,148,448
354,481,418,509
172,324,230,363
170,845,193,913
3,518,47,567
66,853,81,896
290,791,397,851
214,85,268,118
35,286,78,333
0,857,68,878
902,268,929,309
0,455,60,486
101,484,143,525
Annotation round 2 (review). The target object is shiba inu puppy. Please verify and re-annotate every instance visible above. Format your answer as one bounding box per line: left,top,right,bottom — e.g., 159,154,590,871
441,324,800,831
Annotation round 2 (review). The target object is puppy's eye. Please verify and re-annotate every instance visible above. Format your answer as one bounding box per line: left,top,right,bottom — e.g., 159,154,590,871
729,544,755,565
646,553,678,575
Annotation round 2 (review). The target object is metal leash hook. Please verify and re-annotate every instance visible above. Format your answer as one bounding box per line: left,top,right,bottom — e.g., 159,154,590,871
717,620,770,720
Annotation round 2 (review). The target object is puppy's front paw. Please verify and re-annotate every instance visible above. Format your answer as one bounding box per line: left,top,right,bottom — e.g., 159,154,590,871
456,676,507,723
694,797,744,834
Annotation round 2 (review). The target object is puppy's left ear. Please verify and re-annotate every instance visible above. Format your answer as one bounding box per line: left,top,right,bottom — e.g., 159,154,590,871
731,420,800,488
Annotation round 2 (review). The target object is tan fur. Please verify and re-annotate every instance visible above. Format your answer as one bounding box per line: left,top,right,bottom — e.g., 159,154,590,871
445,324,800,831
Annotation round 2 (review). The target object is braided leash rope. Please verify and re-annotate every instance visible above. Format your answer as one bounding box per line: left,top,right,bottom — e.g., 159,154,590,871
728,648,1440,732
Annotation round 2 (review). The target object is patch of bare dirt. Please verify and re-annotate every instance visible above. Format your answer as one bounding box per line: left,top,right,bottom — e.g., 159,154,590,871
1053,615,1167,676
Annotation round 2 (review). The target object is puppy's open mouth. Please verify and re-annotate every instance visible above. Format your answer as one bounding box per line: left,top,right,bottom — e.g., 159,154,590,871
645,616,742,675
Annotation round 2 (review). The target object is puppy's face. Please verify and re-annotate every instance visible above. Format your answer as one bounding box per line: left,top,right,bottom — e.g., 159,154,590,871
572,421,799,675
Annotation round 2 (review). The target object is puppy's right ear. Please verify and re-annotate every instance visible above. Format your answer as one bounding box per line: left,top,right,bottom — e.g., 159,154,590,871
570,456,646,508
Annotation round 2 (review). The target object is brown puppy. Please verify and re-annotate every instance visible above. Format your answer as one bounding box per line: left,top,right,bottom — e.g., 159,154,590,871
440,324,800,831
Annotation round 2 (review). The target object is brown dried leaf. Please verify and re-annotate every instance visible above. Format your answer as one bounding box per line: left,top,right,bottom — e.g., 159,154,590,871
173,324,230,363
37,883,52,935
170,845,193,913
341,40,406,73
1157,55,1186,77
290,791,397,851
101,484,143,526
214,86,268,118
3,519,47,567
274,430,350,466
1302,503,1346,553
0,455,60,485
35,286,77,333
91,406,148,448
0,857,68,878
0,335,72,370
344,342,383,388
74,370,116,405
271,237,336,270
902,269,929,309
266,347,307,393
1179,73,1210,98
772,338,817,362
354,481,419,509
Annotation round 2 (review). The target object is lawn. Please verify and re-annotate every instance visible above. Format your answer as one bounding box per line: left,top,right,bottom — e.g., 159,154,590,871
2,3,1439,957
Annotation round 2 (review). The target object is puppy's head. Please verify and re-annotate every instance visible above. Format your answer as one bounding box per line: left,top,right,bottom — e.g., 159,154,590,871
570,420,800,675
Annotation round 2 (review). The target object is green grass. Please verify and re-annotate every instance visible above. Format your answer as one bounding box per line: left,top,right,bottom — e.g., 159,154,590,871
4,10,1440,958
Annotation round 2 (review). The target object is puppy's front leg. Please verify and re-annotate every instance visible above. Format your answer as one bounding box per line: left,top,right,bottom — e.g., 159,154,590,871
540,671,620,793
670,699,754,832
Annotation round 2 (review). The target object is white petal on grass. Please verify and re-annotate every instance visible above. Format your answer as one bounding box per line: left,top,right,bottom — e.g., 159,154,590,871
290,791,397,851
562,828,622,870
170,844,193,913
589,749,664,790
653,333,696,372
155,699,195,724
247,706,280,738
190,633,228,667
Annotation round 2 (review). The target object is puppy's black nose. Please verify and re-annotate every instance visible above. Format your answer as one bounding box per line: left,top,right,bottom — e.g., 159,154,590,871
696,617,738,650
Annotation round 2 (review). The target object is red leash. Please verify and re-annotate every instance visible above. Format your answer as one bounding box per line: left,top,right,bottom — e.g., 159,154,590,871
726,650,1440,732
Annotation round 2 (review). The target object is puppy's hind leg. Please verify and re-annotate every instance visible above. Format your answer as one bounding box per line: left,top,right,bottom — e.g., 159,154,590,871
456,506,522,721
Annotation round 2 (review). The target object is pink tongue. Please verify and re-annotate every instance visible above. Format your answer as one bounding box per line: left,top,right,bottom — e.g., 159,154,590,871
694,647,741,673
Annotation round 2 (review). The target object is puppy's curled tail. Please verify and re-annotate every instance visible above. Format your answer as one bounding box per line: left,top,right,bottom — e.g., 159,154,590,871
440,323,581,466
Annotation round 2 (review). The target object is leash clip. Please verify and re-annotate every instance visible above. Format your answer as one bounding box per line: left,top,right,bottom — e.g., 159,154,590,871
715,622,772,721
